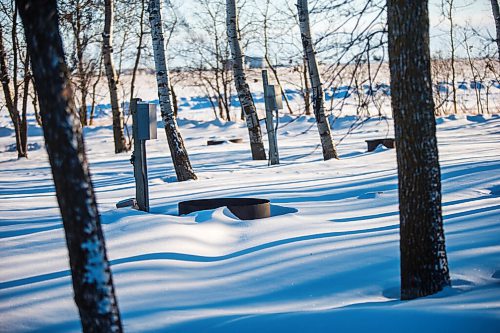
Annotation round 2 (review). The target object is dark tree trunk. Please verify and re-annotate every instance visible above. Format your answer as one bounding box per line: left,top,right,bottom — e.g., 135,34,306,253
491,0,500,61
103,0,128,153
31,78,42,126
170,83,178,118
74,2,89,127
20,53,29,153
79,83,89,126
226,0,266,160
16,0,123,331
222,66,232,121
0,25,27,158
302,57,311,116
89,55,103,126
387,0,451,300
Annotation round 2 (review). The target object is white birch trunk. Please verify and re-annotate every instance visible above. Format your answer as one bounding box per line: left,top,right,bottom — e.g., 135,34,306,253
297,0,338,160
226,0,266,160
103,0,127,153
148,0,196,181
491,0,500,61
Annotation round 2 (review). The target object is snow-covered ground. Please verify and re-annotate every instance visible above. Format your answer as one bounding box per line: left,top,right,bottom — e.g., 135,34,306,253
1,78,500,332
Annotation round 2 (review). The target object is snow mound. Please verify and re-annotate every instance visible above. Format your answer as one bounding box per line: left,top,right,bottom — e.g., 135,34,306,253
373,144,389,152
487,185,500,197
4,142,42,152
466,115,488,123
357,191,384,199
0,127,13,137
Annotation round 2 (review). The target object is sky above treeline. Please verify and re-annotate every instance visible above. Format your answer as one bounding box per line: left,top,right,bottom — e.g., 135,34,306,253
428,0,494,52
170,0,495,67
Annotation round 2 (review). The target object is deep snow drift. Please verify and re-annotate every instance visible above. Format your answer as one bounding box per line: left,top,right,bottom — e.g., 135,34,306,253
1,103,499,332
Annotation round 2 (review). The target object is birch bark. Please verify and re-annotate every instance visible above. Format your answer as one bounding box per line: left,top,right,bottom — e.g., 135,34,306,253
491,0,500,61
149,0,197,181
226,0,266,160
17,0,123,330
387,0,450,300
297,0,338,160
103,0,128,153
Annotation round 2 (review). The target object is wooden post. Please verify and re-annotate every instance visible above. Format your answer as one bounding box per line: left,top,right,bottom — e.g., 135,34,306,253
130,98,149,212
262,70,279,165
140,139,149,212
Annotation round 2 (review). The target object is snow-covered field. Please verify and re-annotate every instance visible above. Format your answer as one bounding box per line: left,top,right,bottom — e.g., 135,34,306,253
1,77,500,332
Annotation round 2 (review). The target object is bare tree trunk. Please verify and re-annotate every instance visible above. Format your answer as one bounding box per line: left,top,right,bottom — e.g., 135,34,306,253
79,89,88,126
12,4,19,123
491,0,500,61
215,70,226,120
103,0,128,153
75,2,87,127
89,54,103,126
297,0,338,160
0,25,27,158
464,34,484,114
445,0,458,114
31,78,42,126
149,0,197,181
226,0,266,160
20,53,29,153
387,0,451,300
17,0,123,331
222,61,232,121
213,30,225,120
170,82,178,118
302,57,311,115
130,0,146,106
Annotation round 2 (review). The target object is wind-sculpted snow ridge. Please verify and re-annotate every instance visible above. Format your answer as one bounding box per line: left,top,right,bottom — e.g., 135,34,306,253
0,112,499,332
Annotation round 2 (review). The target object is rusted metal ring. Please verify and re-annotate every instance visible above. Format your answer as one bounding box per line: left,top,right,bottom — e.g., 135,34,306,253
228,138,243,143
207,140,225,145
179,198,270,220
365,138,395,152
207,138,243,145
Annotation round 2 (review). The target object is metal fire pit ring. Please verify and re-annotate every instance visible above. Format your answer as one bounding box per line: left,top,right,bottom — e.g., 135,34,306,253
207,138,243,145
178,198,270,220
365,138,395,152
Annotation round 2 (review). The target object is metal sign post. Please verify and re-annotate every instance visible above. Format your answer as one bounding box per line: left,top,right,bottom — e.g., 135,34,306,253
262,70,282,165
130,98,157,212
